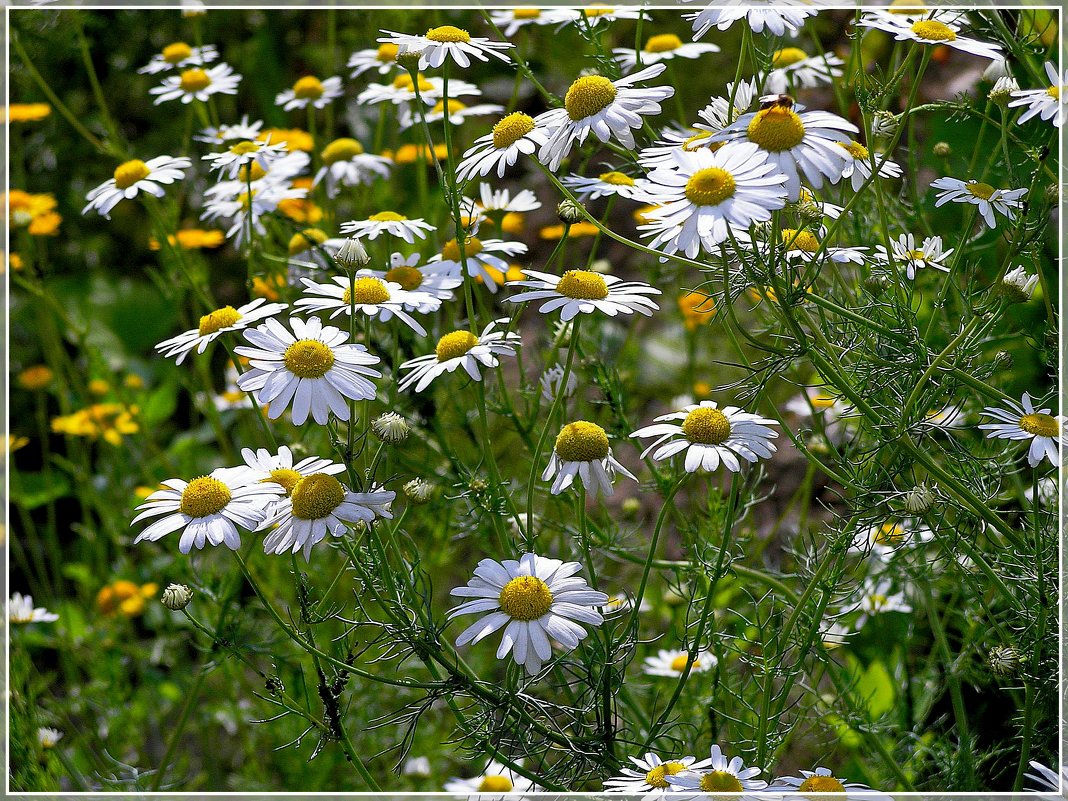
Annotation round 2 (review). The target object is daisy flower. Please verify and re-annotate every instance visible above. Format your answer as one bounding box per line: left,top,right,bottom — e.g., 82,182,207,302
542,420,637,498
340,211,435,243
693,78,760,137
460,184,542,228
201,183,308,247
275,75,343,111
1025,761,1068,793
294,273,437,334
9,592,59,624
711,100,857,200
37,728,63,749
930,176,1027,230
667,744,768,794
858,13,1002,61
380,25,514,70
194,115,264,145
852,519,934,562
1009,61,1067,127
540,363,579,402
1001,265,1040,301
979,392,1065,467
365,252,463,311
642,648,716,677
535,64,675,170
771,767,892,799
398,318,520,392
604,753,700,794
631,400,779,474
131,467,283,554
444,759,539,797
234,316,382,425
764,48,844,94
455,111,550,183
638,142,789,258
149,62,242,104
429,235,527,293
688,5,816,38
834,140,901,191
258,473,395,560
83,156,192,219
203,137,288,180
448,552,608,675
138,42,218,74
348,42,401,78
239,445,346,515
506,268,661,321
854,577,912,628
612,33,720,72
155,298,288,365
400,98,504,130
568,6,644,27
562,170,649,201
873,233,954,279
776,227,868,264
356,72,479,107
489,8,562,36
313,138,392,198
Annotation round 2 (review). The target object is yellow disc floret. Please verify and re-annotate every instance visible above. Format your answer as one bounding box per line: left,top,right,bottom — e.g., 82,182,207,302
747,106,806,151
645,761,687,789
773,47,809,68
1019,413,1060,438
645,33,683,53
179,68,212,93
598,170,636,186
287,228,328,255
670,654,696,672
163,42,193,64
376,42,399,62
432,99,468,116
369,210,408,222
498,575,554,620
513,8,541,19
436,330,479,361
198,305,242,336
290,473,346,520
263,468,303,495
180,476,232,518
682,407,732,445
685,167,737,206
492,112,536,148
478,776,514,793
113,160,151,190
839,140,870,160
700,771,744,793
385,265,424,290
965,181,996,200
1047,85,1061,100
565,75,618,121
342,277,391,306
441,236,483,262
911,20,957,41
392,73,435,93
283,340,336,379
321,137,365,164
781,228,820,252
230,140,261,156
292,75,325,100
556,269,609,300
798,775,847,793
555,421,610,461
425,25,471,43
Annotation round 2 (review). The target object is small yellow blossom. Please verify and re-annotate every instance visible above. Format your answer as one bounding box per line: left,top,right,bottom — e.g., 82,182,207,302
17,365,54,391
539,221,600,240
51,403,140,446
678,291,716,331
258,128,313,152
149,229,226,251
5,103,52,123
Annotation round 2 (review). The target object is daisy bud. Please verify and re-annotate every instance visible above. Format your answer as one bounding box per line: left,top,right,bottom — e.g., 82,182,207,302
161,583,193,611
864,274,890,296
932,141,952,158
621,497,642,518
334,236,370,270
557,199,586,224
403,478,434,504
998,266,1039,303
794,200,824,225
1044,184,1059,205
371,411,410,443
871,110,899,139
540,363,578,402
904,483,935,514
265,674,285,695
988,76,1020,106
993,350,1014,371
988,645,1021,677
396,50,424,69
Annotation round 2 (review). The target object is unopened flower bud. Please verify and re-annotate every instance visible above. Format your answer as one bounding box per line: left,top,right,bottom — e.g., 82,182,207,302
904,483,935,514
621,497,642,518
999,266,1038,303
932,141,952,158
372,412,410,443
161,583,193,611
540,364,578,402
1044,184,1059,205
863,274,891,296
557,199,586,224
992,350,1014,371
988,645,1021,677
988,75,1020,105
578,67,602,78
334,236,370,270
403,478,434,504
794,200,824,224
871,110,899,139
396,49,424,69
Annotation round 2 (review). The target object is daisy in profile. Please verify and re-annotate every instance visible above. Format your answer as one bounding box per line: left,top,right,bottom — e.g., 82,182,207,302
858,13,1002,61
638,142,788,258
873,233,953,279
149,63,242,104
429,235,527,293
771,767,892,799
852,519,934,562
156,298,288,365
235,316,382,425
506,268,661,320
568,6,644,27
837,140,901,190
776,227,868,265
562,170,649,201
612,33,720,72
340,211,435,243
456,111,550,183
1001,265,1040,302
688,5,816,38
356,72,479,106
275,75,343,111
347,42,400,78
258,473,395,560
540,363,578,402
194,115,264,145
535,65,675,170
9,592,59,624
83,156,192,219
203,137,288,180
604,753,700,794
1009,61,1067,127
365,252,462,310
979,392,1064,467
543,420,637,498
764,48,844,94
138,42,218,74
1026,761,1068,793
489,7,562,36
667,744,768,794
240,445,346,502
294,273,437,334
631,400,779,474
400,98,504,130
131,467,283,553
37,728,63,749
201,183,308,247
398,319,520,392
692,78,760,137
444,759,539,797
643,647,716,678
460,184,541,229
854,577,912,628
448,552,608,675
313,138,392,198
930,176,1027,230
380,26,514,70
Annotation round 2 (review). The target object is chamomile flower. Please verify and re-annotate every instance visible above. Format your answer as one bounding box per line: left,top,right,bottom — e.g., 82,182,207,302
764,48,844,94
837,140,902,190
460,184,542,227
542,420,637,498
138,42,218,74
235,316,382,425
313,138,392,198
400,98,504,130
429,235,527,293
398,318,520,392
456,111,550,183
37,728,64,749
1001,265,1040,301
979,392,1065,468
858,13,1002,61
83,156,192,219
852,519,934,562
239,445,346,500
489,8,562,36
356,72,479,106
772,767,892,799
275,75,343,111
365,253,463,311
203,137,288,180
201,183,308,247
155,298,288,365
540,363,579,402
568,5,645,27
638,142,789,257
632,400,779,474
448,552,608,675
643,648,716,677
347,42,401,78
194,115,264,145
294,273,437,334
562,170,649,201
444,759,539,797
604,753,700,794
693,78,760,136
667,744,768,794
131,467,283,554
1009,61,1067,127
777,227,868,264
1025,760,1068,793
9,592,59,624
688,5,816,38
535,64,675,170
854,577,912,628
340,212,435,243
873,233,953,279
149,62,242,104
612,33,720,72
930,176,1027,230
258,473,395,560
507,268,661,320
380,26,514,70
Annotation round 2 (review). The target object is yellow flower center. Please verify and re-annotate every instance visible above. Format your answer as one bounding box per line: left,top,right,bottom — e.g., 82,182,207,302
435,330,479,361
598,170,636,186
293,75,325,100
911,20,957,41
556,269,609,300
682,407,732,444
290,473,346,520
385,265,424,290
906,249,927,261
555,421,610,461
238,161,268,182
965,181,996,200
283,339,336,378
644,762,687,789
441,236,483,262
426,25,471,43
583,5,614,17
1047,85,1061,99
179,68,212,93
342,277,391,306
773,47,809,67
782,228,821,252
747,106,806,151
162,42,193,64
432,98,468,115
198,305,242,336
513,8,541,19
889,0,927,12
287,228,328,255
799,775,846,793
376,43,399,62
113,160,151,190
478,775,514,793
684,167,737,206
670,654,697,672
179,476,232,517
492,112,536,148
1019,412,1060,438
263,468,303,495
839,140,870,160
700,771,743,793
565,75,618,121
369,210,407,222
230,140,260,156
645,33,683,53
498,575,554,620
392,73,435,93
874,522,905,545
321,137,365,164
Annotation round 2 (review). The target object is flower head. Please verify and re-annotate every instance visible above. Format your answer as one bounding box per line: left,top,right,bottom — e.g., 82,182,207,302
930,176,1027,230
398,318,520,392
979,392,1064,467
83,156,192,219
149,62,242,104
9,592,59,624
507,268,661,320
543,420,637,497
